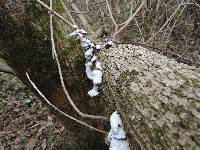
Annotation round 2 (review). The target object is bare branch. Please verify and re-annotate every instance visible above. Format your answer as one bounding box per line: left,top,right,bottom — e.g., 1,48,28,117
65,0,95,37
144,0,186,44
50,0,55,59
192,0,200,7
165,0,189,45
105,0,118,32
36,0,77,28
112,1,145,40
60,0,76,25
26,73,107,134
133,17,145,43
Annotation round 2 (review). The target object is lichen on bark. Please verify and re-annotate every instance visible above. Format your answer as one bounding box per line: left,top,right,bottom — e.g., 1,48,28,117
99,44,200,149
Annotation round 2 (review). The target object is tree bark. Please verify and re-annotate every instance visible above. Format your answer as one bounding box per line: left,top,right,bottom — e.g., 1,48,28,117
1,0,200,150
99,44,200,149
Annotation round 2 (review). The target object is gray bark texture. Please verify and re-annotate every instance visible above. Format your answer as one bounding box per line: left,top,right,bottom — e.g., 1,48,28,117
0,0,200,149
99,44,200,149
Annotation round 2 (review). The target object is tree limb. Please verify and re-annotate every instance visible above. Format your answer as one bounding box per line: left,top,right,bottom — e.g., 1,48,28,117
60,0,76,25
105,0,118,33
112,1,145,40
36,0,77,28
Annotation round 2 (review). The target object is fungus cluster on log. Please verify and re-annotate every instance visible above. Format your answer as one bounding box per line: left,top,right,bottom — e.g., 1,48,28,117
107,111,131,150
69,28,113,97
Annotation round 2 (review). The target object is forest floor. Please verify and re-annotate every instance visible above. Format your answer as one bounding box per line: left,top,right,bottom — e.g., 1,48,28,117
0,72,73,150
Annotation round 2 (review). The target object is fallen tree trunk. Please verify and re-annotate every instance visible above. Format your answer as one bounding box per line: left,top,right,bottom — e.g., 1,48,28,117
99,44,200,149
1,0,200,150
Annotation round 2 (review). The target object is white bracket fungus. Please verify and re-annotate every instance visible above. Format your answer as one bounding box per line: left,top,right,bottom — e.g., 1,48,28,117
105,40,114,49
70,28,113,97
107,111,131,150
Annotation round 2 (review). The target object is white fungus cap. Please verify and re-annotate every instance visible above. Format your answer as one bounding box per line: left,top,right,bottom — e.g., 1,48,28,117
107,40,113,46
92,70,102,85
108,111,131,150
85,61,93,67
96,61,103,71
88,85,99,97
80,29,87,34
73,25,78,28
85,62,93,80
85,48,93,56
90,43,95,47
95,44,101,50
86,39,91,44
110,111,122,135
69,29,80,36
82,37,87,42
91,55,97,62
82,43,89,48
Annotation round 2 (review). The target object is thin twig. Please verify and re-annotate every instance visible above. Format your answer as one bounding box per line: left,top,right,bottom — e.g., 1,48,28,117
50,0,55,59
36,0,77,28
133,17,145,43
144,0,186,44
165,0,189,45
191,0,200,7
60,0,76,25
112,1,145,39
65,0,95,37
105,0,118,33
26,73,107,134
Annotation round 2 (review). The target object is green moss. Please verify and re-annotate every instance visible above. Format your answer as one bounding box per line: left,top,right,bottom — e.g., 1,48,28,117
152,127,172,149
60,144,72,150
190,78,200,88
173,88,183,96
117,69,139,84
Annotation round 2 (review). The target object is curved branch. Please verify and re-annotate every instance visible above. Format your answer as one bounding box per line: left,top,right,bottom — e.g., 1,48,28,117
26,73,108,134
36,0,77,28
112,1,145,40
105,0,118,33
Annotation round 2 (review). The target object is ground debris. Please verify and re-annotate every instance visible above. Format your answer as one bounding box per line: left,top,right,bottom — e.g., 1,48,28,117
0,72,72,149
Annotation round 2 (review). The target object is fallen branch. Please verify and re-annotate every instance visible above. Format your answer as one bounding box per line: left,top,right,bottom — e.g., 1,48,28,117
26,73,107,134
